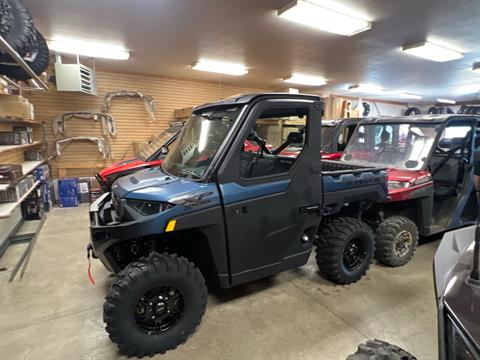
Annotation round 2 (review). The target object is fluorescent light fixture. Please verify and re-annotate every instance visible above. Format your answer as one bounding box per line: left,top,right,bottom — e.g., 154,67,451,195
288,88,300,94
399,92,423,100
402,41,463,62
283,74,326,86
348,83,383,94
278,0,372,36
48,38,130,60
437,98,456,104
473,62,480,73
192,60,248,76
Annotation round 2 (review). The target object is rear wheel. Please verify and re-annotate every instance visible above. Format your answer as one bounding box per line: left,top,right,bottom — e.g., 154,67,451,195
375,216,418,267
315,216,374,285
103,252,207,357
347,339,416,360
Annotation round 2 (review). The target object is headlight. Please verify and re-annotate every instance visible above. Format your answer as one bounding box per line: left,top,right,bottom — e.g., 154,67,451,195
126,199,173,216
388,180,410,189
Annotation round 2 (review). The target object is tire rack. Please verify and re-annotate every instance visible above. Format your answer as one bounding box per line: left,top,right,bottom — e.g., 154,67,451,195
0,33,49,91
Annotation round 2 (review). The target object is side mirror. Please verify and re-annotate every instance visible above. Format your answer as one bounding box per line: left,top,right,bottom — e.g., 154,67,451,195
160,146,169,155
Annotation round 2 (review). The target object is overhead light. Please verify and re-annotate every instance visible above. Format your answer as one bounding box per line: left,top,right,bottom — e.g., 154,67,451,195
191,60,248,76
472,62,480,73
48,38,130,60
288,88,300,94
283,74,326,86
437,98,456,104
402,41,463,62
348,83,383,94
398,92,423,100
278,0,372,36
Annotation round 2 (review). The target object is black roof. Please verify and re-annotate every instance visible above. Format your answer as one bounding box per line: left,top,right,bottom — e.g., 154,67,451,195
359,114,480,125
194,93,323,112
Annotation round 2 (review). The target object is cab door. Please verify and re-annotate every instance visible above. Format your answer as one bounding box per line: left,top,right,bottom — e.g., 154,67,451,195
216,98,323,286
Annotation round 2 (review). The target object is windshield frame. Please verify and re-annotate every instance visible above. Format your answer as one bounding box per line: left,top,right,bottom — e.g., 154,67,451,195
341,121,445,171
136,127,182,162
161,104,247,182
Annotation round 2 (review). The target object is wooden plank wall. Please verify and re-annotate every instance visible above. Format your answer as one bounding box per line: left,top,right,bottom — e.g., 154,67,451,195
26,71,269,178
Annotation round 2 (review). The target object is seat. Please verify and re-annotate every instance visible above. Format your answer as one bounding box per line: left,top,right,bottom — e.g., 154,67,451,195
429,155,461,198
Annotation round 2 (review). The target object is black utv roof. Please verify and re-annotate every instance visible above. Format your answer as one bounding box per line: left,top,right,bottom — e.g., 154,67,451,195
360,114,480,125
194,93,323,112
323,117,377,127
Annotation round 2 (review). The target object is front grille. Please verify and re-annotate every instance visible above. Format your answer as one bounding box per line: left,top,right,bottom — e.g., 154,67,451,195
111,193,123,221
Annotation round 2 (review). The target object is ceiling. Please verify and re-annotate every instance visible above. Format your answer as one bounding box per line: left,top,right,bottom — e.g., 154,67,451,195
24,0,480,103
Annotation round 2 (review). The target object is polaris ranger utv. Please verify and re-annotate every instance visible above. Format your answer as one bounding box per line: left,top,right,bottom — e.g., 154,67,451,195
89,93,388,356
341,115,480,267
321,118,360,160
96,122,184,191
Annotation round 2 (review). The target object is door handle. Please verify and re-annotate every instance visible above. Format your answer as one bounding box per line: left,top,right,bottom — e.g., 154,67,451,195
300,204,321,214
231,205,248,218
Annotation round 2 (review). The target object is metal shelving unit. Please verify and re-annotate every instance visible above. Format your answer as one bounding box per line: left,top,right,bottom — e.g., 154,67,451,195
0,34,49,275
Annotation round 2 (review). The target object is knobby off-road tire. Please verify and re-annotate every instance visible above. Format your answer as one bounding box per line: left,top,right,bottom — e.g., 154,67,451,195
315,216,375,285
0,0,36,58
0,29,49,80
103,252,208,357
375,216,418,267
347,339,417,360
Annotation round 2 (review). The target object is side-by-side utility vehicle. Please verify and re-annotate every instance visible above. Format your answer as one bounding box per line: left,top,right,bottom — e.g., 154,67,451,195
321,118,360,160
89,93,388,356
96,122,184,191
341,114,480,267
348,219,480,359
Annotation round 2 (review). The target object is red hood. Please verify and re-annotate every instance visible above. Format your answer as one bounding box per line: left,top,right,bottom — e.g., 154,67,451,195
386,168,433,201
98,158,163,180
321,152,342,160
387,168,431,183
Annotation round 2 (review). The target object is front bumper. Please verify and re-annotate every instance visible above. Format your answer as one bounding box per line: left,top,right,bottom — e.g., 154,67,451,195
89,192,171,273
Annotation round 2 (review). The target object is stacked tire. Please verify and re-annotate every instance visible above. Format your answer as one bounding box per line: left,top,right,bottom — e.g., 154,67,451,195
0,0,49,81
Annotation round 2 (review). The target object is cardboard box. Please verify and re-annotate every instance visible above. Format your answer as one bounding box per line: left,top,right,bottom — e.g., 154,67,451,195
24,150,44,161
174,106,193,119
0,94,34,120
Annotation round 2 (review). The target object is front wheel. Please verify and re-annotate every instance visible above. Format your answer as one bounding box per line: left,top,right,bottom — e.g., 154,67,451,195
315,216,374,285
347,339,416,360
375,216,418,267
103,252,208,357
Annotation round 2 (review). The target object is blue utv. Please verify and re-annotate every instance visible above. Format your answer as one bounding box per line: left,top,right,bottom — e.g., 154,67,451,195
89,93,388,356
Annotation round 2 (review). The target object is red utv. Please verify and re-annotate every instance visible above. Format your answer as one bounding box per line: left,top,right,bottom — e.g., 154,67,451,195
321,118,360,160
96,123,184,191
341,114,480,267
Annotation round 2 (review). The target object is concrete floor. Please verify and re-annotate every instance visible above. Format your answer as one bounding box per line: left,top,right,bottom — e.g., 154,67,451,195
0,205,439,360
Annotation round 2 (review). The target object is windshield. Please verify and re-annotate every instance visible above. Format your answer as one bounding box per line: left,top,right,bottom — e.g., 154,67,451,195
136,126,182,161
321,124,338,151
341,123,440,170
162,106,242,179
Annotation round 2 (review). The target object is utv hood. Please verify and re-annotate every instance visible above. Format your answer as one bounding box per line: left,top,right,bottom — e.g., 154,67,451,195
112,167,216,204
434,226,480,348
